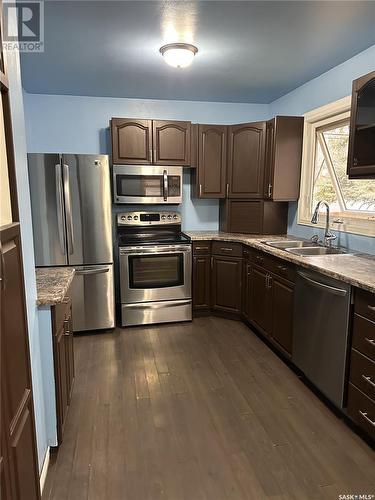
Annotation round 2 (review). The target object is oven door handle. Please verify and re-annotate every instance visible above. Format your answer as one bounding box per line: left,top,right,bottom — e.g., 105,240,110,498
125,300,191,310
163,170,168,201
120,245,191,254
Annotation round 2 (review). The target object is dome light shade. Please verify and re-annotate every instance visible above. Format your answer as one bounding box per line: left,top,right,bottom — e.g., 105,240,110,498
160,43,198,68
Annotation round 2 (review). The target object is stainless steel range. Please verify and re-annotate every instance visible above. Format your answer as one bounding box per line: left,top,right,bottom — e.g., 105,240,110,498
118,211,192,327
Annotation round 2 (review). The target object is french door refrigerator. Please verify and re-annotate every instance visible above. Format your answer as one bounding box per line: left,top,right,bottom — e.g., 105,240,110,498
28,153,115,331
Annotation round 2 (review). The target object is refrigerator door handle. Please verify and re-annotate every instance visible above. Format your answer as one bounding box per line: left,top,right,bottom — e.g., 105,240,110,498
63,163,75,255
55,163,66,254
75,267,110,276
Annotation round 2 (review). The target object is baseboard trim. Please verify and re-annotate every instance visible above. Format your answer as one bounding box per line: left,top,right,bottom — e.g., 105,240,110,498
40,446,50,494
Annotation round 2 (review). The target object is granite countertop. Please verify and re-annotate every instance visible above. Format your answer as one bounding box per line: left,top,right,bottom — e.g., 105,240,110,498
36,268,75,306
185,231,375,294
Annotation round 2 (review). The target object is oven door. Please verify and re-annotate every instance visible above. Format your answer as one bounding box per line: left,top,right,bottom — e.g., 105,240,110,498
119,244,191,303
113,165,182,204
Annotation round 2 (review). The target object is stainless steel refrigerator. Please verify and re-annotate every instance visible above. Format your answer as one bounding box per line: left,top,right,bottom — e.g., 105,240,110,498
28,153,115,331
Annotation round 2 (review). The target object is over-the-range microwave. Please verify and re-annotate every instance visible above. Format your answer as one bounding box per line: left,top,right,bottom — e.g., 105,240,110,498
113,165,183,204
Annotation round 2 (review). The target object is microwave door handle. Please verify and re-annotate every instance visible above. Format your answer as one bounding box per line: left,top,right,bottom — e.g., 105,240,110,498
163,170,168,201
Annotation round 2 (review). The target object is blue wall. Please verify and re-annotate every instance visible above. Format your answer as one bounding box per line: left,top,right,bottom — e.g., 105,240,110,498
270,44,375,254
5,32,48,472
23,93,270,231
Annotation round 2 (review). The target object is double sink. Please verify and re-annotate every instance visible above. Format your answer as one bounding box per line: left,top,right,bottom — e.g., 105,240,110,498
263,239,351,256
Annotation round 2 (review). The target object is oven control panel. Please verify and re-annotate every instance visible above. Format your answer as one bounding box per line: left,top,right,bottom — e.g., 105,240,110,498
117,211,181,226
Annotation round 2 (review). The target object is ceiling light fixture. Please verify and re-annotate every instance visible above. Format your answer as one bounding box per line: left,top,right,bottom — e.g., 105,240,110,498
159,43,198,68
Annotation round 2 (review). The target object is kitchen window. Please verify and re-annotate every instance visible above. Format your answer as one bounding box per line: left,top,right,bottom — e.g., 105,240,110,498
298,96,375,237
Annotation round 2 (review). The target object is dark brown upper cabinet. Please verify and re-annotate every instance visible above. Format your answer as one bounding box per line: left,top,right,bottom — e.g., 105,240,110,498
219,199,288,235
152,120,191,165
227,122,267,199
194,124,227,198
111,118,191,166
347,71,375,179
111,118,153,164
264,116,304,201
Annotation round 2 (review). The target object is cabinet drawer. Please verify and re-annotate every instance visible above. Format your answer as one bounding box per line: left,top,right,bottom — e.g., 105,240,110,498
249,250,273,269
193,241,211,255
242,246,254,260
350,349,375,401
212,241,242,257
347,383,375,439
352,313,375,361
268,259,296,283
354,288,375,322
53,297,71,334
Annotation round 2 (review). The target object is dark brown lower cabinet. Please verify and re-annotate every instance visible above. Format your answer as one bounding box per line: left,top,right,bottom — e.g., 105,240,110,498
249,265,273,335
242,257,252,322
193,255,211,312
211,255,242,315
51,299,75,445
347,288,375,440
1,223,41,500
271,277,294,355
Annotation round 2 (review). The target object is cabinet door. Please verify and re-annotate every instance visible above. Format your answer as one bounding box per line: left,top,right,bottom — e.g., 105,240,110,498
227,122,266,198
65,313,75,404
242,260,252,321
211,256,242,314
347,71,375,178
152,120,191,165
193,255,211,312
1,224,40,500
197,125,227,198
111,118,152,164
55,327,69,443
249,265,272,335
271,278,294,356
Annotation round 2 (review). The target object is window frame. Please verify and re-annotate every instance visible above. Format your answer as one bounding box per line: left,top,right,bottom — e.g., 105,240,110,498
298,96,375,237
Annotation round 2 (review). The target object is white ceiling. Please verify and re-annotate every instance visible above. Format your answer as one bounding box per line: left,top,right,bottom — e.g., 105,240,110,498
20,0,375,103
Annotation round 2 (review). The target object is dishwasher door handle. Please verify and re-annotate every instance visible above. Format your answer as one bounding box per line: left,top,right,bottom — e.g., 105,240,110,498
297,272,348,296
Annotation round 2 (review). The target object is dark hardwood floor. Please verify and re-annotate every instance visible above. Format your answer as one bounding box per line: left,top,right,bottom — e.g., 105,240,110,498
42,317,375,500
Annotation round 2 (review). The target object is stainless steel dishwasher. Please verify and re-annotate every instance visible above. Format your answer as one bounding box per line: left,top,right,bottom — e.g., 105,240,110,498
293,269,351,408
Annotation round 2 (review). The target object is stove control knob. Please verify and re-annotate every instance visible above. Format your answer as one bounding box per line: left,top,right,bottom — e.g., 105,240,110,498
134,215,139,220
173,214,178,219
161,215,166,219
121,216,126,220
127,215,132,220
167,214,172,219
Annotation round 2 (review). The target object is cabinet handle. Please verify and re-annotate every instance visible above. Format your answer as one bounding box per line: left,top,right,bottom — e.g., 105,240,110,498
149,149,153,161
0,248,5,291
368,305,375,312
353,158,358,166
359,411,375,427
199,184,202,197
195,246,208,251
153,149,157,161
361,375,375,389
63,319,71,336
220,247,233,252
226,183,229,197
268,183,273,198
211,256,213,269
277,265,287,272
365,337,375,346
256,255,264,262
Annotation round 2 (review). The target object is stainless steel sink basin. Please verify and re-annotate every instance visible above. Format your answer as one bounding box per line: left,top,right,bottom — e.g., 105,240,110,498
263,240,318,250
286,246,351,256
